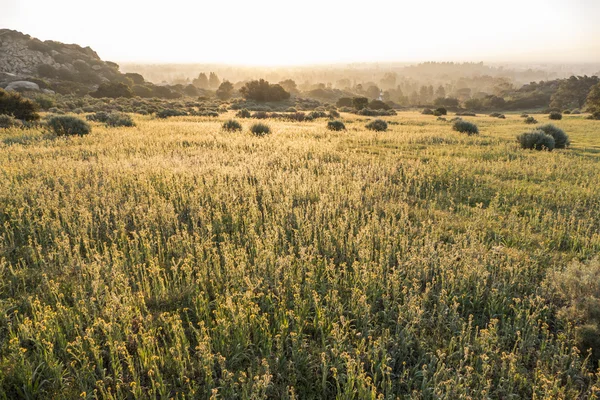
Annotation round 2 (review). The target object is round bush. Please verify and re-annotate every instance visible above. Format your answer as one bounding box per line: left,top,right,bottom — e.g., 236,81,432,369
106,113,135,127
517,130,555,151
537,124,569,148
549,111,562,120
250,122,271,136
421,108,434,115
520,113,529,118
0,114,23,129
435,107,447,116
365,119,388,132
0,88,39,121
327,120,346,131
452,120,479,135
47,115,91,136
222,119,242,132
524,116,538,124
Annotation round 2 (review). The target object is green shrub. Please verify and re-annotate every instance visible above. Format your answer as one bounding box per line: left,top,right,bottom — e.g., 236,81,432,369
86,111,111,123
47,115,91,136
524,116,538,124
90,82,133,99
365,119,388,132
537,124,569,148
250,122,271,136
549,111,562,120
563,110,571,115
421,108,434,115
0,88,40,121
222,119,242,132
435,107,447,116
452,120,479,135
252,111,269,119
327,120,346,131
0,114,23,129
106,113,135,127
329,110,340,118
156,109,187,119
520,113,529,118
517,130,555,151
236,109,251,118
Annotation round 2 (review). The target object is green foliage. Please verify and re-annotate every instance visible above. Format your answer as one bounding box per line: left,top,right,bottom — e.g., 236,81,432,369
435,107,448,116
124,72,145,85
90,82,133,99
327,120,346,131
585,83,600,116
365,119,388,131
452,120,479,135
34,95,55,110
368,100,390,110
240,79,290,102
434,97,460,108
47,115,91,136
336,97,354,108
537,124,570,148
352,97,369,110
156,109,187,119
216,81,234,100
524,116,538,124
0,89,40,121
0,114,23,129
549,111,562,120
106,112,136,127
222,119,243,132
250,122,271,136
516,130,555,151
422,108,434,115
550,75,600,109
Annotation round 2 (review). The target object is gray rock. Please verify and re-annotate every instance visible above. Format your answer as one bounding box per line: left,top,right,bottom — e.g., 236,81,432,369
4,80,40,91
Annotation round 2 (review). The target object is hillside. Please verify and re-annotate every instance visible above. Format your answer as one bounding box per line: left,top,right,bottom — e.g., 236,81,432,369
0,29,129,95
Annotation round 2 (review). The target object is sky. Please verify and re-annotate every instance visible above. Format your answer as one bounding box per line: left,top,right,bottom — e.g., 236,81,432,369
1,0,600,65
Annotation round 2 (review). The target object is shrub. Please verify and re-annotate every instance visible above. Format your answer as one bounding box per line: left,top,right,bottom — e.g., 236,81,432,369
250,122,271,136
252,111,269,119
0,89,40,121
308,111,328,119
236,109,251,118
452,120,479,135
521,113,529,118
537,124,569,148
435,107,447,116
47,115,91,136
0,114,23,129
549,111,562,120
156,109,187,119
365,119,388,132
327,120,346,131
222,119,242,132
571,109,581,115
589,111,600,120
286,107,297,113
517,130,555,151
329,110,340,118
563,110,571,115
106,113,135,127
456,111,476,116
421,108,434,115
286,112,306,122
86,111,111,123
368,100,390,110
524,116,538,124
90,82,133,99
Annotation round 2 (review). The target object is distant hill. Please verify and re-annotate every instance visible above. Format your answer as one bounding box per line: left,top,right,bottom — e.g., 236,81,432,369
0,29,133,95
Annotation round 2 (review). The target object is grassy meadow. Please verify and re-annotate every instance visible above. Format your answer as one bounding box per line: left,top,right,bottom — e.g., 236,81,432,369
1,111,600,398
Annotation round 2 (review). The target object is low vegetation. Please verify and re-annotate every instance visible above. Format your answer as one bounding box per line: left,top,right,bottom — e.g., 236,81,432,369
452,119,479,135
47,115,91,136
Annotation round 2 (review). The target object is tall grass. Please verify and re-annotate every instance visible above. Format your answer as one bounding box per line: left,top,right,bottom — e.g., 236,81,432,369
0,112,599,398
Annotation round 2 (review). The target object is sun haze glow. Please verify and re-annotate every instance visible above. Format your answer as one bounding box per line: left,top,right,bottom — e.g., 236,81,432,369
2,0,599,65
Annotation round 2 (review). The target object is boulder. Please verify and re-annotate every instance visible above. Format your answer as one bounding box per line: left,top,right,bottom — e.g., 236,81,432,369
5,80,40,91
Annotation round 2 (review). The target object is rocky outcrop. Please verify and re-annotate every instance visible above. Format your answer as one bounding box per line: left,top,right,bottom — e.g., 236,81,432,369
4,81,40,91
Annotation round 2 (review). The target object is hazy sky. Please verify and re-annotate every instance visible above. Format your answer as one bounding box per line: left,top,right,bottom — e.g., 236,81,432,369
1,0,599,65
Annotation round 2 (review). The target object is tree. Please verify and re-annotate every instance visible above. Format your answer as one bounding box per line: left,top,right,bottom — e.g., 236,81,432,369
586,82,600,117
239,79,290,102
193,73,209,89
216,81,234,100
366,85,381,99
551,76,600,109
336,97,353,108
435,85,446,99
124,73,145,85
89,82,133,98
184,84,200,97
278,79,298,94
352,97,369,110
209,72,221,89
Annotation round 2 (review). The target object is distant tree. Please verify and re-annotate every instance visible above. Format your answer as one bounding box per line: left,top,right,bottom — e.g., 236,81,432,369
132,84,153,98
434,97,459,108
278,79,298,94
366,85,381,99
152,85,182,99
239,79,290,102
193,73,209,89
550,76,600,109
124,73,145,85
379,73,397,90
184,84,200,97
435,85,446,99
216,80,234,100
368,100,390,110
209,72,221,89
585,82,600,116
336,97,354,108
89,82,133,98
352,97,369,110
